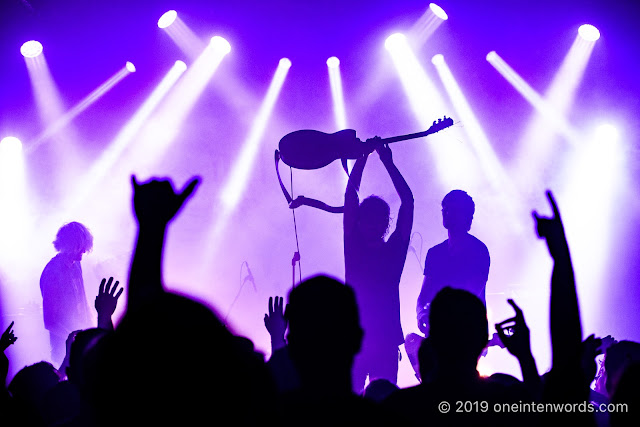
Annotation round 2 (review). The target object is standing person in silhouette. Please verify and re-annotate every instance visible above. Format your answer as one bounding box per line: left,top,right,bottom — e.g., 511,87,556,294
384,287,534,427
280,274,396,425
416,190,489,336
344,142,414,393
40,222,94,366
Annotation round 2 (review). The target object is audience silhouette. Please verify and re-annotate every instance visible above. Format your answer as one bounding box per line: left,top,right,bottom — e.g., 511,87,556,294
83,175,276,426
276,274,396,424
0,171,636,427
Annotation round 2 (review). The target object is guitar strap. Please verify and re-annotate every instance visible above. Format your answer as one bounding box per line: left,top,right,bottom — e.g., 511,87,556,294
275,150,345,214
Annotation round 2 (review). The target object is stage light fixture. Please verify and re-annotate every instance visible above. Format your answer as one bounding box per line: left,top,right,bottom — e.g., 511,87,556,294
594,123,619,143
431,54,444,65
326,56,340,68
20,40,43,58
280,58,292,69
210,36,231,54
429,3,448,20
126,62,136,72
384,33,406,51
175,60,187,71
0,137,22,154
158,10,178,29
578,24,600,42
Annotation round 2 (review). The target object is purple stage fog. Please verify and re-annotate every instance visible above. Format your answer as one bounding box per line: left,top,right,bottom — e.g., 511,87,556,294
0,0,639,403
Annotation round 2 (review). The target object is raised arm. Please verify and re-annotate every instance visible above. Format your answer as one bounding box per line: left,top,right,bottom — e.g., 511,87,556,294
264,296,287,352
377,143,414,240
495,299,540,397
128,175,200,314
0,322,17,410
95,277,124,331
533,190,581,372
343,153,369,236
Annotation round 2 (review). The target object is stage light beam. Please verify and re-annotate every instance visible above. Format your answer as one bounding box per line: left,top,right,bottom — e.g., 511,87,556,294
556,123,625,335
407,3,448,47
385,33,472,191
27,63,135,154
206,57,292,255
159,11,207,60
23,48,86,194
432,53,523,230
121,38,230,174
486,51,579,144
327,56,348,130
61,60,188,215
493,23,597,191
220,57,291,210
0,136,29,264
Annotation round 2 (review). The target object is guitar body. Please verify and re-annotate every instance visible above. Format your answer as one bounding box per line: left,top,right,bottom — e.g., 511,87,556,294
278,129,366,170
277,117,454,171
405,332,425,381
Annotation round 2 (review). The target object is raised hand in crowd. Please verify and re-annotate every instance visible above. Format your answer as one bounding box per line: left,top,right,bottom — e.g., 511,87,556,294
581,334,603,387
533,190,590,424
95,277,124,330
128,175,200,312
533,190,581,369
532,190,570,262
131,175,200,228
495,299,532,361
264,296,287,352
0,321,17,352
1,322,17,399
495,299,540,396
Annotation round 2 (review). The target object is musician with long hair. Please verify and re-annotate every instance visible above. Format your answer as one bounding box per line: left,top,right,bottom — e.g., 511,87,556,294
40,222,94,365
344,142,414,394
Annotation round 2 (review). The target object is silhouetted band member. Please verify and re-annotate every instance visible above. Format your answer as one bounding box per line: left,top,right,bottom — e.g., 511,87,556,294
40,222,93,365
416,190,490,335
344,142,414,393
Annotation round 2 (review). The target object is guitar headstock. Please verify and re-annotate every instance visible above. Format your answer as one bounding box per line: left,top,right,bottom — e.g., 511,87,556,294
429,116,454,133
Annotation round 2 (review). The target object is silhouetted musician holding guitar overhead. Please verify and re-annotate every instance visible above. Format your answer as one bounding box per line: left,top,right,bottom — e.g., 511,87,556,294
344,141,414,394
416,190,490,336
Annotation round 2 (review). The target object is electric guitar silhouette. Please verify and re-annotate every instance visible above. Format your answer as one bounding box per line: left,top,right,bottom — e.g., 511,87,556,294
278,116,454,170
274,116,454,213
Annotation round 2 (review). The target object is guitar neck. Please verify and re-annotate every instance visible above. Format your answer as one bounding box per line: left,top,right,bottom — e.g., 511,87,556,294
379,117,452,144
380,129,436,144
